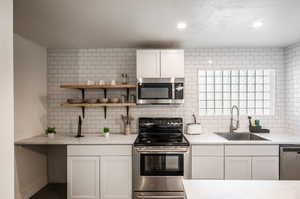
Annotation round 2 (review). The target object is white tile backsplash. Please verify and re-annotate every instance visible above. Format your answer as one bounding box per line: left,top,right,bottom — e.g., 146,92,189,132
285,42,300,135
48,48,286,135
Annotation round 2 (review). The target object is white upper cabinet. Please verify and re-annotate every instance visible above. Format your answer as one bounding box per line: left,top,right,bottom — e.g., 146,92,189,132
136,49,184,79
136,50,160,78
160,50,184,78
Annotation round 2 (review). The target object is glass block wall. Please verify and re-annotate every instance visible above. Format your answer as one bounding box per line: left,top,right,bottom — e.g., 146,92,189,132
198,69,275,116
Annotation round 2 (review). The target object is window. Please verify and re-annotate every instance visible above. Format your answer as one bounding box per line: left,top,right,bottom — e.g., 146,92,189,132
198,69,275,116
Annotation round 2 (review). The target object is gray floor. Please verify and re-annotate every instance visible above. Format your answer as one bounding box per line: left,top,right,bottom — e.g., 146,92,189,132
30,183,67,199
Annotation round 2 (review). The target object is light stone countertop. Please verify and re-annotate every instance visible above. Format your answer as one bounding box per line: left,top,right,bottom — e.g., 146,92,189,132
185,132,300,145
14,132,300,146
183,180,300,199
15,133,137,145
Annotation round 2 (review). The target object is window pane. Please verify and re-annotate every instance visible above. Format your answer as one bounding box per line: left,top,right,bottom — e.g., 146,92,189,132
199,76,206,84
199,92,206,100
199,101,206,109
215,84,222,92
215,93,222,100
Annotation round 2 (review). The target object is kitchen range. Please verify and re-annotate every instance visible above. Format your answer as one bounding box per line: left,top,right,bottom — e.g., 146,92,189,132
133,118,190,199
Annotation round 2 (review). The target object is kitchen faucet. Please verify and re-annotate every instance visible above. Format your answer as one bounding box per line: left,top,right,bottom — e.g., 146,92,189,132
229,105,240,134
76,115,84,138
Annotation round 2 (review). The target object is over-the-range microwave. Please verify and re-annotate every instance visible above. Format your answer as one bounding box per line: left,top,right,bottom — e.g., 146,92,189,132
136,78,184,104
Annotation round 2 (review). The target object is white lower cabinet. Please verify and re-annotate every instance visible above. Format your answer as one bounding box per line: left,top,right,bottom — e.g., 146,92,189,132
191,144,279,180
67,145,132,199
252,157,279,180
68,157,100,199
225,157,252,180
224,145,279,180
100,156,132,199
191,145,224,179
192,156,224,179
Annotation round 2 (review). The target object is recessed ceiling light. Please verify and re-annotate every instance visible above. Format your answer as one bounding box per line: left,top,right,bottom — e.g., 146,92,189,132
177,22,187,30
252,20,264,29
208,60,213,64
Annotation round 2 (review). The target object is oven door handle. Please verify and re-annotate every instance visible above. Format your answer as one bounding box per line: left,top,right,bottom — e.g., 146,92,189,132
136,196,185,199
136,149,188,154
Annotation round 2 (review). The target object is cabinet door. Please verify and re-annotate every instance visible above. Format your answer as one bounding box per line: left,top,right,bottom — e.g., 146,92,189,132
192,156,224,179
225,157,252,180
68,157,99,199
100,156,132,199
252,157,279,180
136,50,160,78
160,50,184,78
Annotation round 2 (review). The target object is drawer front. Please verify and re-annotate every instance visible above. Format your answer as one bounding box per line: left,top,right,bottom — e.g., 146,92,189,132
68,145,132,156
225,145,279,156
192,145,224,156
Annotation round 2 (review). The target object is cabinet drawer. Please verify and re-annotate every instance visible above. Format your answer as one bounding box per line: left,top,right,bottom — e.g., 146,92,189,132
68,145,132,156
225,145,279,156
192,145,224,156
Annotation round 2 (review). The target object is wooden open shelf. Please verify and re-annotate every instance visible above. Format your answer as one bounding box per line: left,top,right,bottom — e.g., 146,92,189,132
60,84,136,119
60,84,136,89
61,103,136,107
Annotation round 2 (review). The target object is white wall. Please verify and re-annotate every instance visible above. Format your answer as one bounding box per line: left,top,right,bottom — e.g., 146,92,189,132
14,34,48,199
285,42,300,135
14,34,47,140
47,48,286,135
0,0,14,198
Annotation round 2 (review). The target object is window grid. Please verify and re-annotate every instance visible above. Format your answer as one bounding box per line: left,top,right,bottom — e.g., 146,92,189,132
198,69,275,116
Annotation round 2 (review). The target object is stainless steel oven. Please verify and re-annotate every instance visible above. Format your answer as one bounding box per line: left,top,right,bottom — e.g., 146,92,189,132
137,78,184,104
133,146,189,198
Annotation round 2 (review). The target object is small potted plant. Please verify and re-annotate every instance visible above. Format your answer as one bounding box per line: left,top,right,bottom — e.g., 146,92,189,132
103,127,110,138
46,127,56,138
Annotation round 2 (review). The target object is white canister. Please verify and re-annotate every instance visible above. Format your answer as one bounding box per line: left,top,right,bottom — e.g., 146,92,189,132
98,80,105,85
104,133,110,138
186,123,203,135
87,80,95,85
111,80,116,85
47,133,55,139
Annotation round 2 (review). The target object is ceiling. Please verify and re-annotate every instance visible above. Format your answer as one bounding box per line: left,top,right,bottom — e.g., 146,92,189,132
14,0,300,48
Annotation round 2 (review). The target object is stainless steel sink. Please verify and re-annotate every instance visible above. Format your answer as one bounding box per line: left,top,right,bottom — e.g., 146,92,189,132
215,132,269,141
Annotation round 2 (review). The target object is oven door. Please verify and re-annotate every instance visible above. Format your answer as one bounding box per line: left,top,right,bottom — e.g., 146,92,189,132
133,147,188,192
137,83,173,104
140,153,183,176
